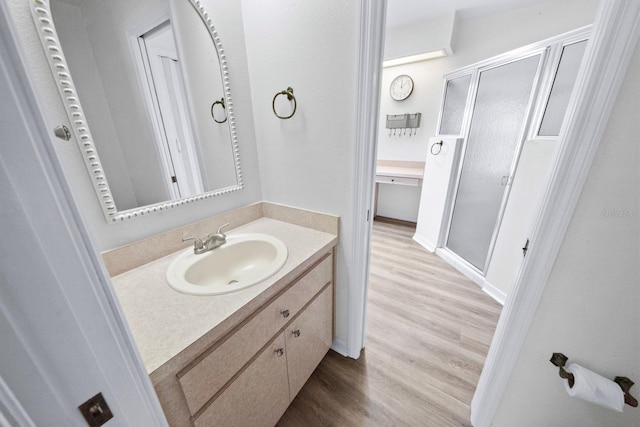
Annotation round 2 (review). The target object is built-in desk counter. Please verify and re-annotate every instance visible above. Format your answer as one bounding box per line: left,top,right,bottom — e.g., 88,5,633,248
376,159,425,186
375,160,425,218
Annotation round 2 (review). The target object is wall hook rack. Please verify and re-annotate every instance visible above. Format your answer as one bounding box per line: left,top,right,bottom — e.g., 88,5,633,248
272,87,297,119
550,352,638,408
386,112,421,137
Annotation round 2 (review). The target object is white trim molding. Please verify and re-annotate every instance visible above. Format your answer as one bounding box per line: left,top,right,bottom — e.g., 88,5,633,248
435,248,507,305
0,374,35,427
331,339,350,357
412,233,436,252
481,281,507,306
436,248,486,288
348,0,387,359
470,1,640,426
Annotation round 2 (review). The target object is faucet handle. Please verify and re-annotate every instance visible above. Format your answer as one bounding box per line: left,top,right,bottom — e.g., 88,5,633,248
182,236,204,249
216,223,230,236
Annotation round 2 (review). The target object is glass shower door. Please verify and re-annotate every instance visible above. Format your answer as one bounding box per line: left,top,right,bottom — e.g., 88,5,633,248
446,54,542,272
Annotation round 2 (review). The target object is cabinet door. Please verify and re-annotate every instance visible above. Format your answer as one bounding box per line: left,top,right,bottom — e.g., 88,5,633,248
285,285,333,400
179,255,332,415
194,334,290,427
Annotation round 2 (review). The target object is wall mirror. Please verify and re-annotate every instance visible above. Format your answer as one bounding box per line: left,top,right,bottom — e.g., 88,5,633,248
31,0,242,222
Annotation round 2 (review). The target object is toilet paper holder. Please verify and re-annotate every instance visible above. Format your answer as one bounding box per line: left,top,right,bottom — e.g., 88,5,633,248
550,352,638,408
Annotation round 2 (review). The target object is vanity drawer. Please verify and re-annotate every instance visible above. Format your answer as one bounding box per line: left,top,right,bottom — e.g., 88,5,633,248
178,254,332,415
193,334,290,427
376,175,421,186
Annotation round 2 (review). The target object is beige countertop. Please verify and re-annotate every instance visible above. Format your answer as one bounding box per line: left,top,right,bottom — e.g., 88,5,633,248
111,217,337,373
376,160,425,179
376,165,425,179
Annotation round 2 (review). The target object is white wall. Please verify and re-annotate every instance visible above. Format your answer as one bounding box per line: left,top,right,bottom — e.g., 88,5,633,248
414,137,463,251
241,0,358,349
384,12,456,60
378,60,437,161
485,140,557,296
6,0,262,252
493,42,640,427
377,60,438,222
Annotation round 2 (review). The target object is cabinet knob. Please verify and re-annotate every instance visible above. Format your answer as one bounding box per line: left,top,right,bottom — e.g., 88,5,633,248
275,348,284,357
280,309,290,319
292,329,301,338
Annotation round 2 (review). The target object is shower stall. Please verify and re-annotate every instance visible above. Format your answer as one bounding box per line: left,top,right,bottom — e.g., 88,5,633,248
434,29,589,279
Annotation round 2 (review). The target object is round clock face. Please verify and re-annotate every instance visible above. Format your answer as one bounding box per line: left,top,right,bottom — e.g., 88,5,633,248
390,74,414,100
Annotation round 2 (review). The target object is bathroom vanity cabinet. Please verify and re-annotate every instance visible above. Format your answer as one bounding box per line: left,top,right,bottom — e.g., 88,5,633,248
179,255,333,426
108,210,338,427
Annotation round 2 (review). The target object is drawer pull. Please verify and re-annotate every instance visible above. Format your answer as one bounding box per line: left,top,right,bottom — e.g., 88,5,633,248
275,348,284,357
292,329,301,338
280,309,290,319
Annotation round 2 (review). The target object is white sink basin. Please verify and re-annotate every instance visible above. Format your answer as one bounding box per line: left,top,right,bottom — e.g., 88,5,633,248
166,233,288,296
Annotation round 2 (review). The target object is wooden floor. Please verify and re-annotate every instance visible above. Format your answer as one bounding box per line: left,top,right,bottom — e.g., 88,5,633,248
277,220,502,427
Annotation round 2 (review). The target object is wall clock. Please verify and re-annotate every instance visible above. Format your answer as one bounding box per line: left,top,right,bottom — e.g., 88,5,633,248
390,74,414,101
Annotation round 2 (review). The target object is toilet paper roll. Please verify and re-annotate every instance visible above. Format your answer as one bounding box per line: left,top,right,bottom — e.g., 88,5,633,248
564,363,625,412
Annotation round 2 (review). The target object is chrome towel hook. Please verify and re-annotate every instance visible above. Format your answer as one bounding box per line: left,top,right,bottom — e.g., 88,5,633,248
211,97,227,123
272,87,297,119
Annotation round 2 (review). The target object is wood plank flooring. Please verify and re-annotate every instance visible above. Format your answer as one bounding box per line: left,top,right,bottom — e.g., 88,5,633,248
277,219,502,426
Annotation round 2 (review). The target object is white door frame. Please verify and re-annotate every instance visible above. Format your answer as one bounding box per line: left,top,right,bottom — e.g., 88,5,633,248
347,0,388,358
350,2,640,427
0,1,168,424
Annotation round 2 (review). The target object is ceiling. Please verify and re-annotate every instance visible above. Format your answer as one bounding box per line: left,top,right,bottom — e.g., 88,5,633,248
386,0,555,29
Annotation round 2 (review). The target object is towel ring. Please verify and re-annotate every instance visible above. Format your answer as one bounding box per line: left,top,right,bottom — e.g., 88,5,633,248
211,97,227,123
272,87,297,119
430,140,443,155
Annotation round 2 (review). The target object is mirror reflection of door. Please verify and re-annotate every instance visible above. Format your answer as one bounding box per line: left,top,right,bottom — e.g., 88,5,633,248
138,21,204,200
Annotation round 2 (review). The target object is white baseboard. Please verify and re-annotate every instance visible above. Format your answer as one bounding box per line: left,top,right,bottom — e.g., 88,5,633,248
435,249,507,305
331,338,349,357
436,248,484,288
481,281,506,306
412,233,436,252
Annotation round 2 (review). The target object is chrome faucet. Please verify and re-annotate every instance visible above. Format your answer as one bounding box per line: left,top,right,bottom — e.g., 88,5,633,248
182,223,229,255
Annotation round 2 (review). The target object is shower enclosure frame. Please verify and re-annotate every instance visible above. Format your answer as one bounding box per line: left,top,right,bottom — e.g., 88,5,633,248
435,27,592,282
441,49,547,277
